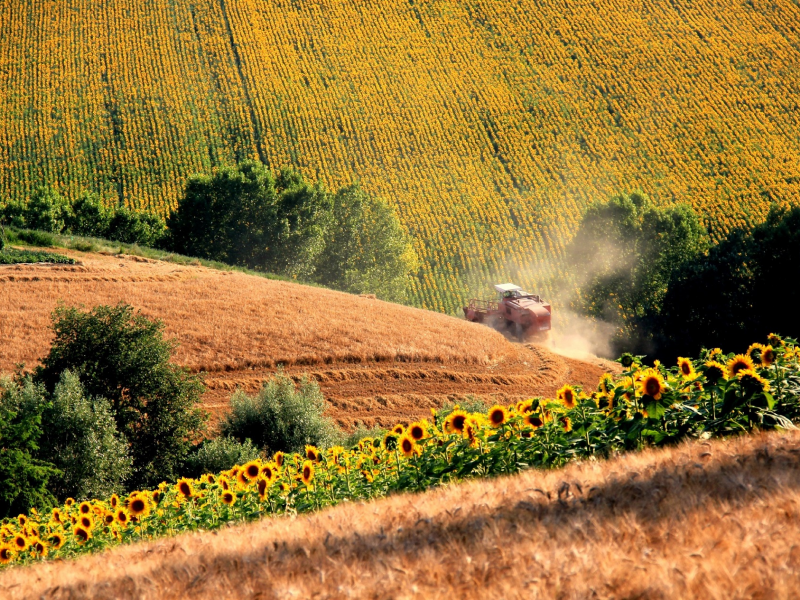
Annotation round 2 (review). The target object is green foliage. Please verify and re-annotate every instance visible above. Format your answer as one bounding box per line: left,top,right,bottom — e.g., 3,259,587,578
24,187,74,234
10,229,56,247
167,162,331,279
0,378,58,518
220,371,341,454
0,248,76,265
653,205,800,358
68,192,112,238
342,424,387,449
106,206,166,247
314,184,418,302
36,371,132,501
35,303,206,489
182,437,261,479
567,192,709,354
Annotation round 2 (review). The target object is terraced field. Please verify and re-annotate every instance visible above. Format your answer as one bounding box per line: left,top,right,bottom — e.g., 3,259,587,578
0,249,615,428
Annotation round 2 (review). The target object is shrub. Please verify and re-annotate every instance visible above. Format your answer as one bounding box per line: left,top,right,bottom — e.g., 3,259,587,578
36,371,132,501
35,303,206,489
24,187,73,234
69,192,111,238
182,437,261,479
0,378,58,518
107,206,165,247
14,229,56,247
220,371,341,454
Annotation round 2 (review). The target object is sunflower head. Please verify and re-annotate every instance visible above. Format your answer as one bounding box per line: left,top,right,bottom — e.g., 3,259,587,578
273,451,285,467
408,421,427,441
109,494,119,508
398,434,419,458
103,512,115,526
677,357,695,378
559,416,572,433
257,478,269,499
73,525,91,545
392,424,405,436
79,515,93,530
596,392,613,411
17,514,27,527
638,369,666,400
768,333,784,347
64,498,75,507
12,534,28,551
746,343,765,362
444,410,469,434
382,432,399,451
221,491,236,506
78,501,92,515
115,508,130,526
0,546,15,565
619,353,635,368
737,368,770,394
51,508,63,524
557,385,577,409
703,361,726,383
261,463,277,482
487,405,508,427
524,413,544,429
761,345,776,367
127,494,150,518
49,532,65,550
301,460,315,485
727,354,755,378
31,538,47,557
242,460,261,482
177,478,194,498
305,445,321,462
598,373,614,394
219,476,230,491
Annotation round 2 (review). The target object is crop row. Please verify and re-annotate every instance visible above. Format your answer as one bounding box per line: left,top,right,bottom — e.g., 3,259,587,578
2,335,799,566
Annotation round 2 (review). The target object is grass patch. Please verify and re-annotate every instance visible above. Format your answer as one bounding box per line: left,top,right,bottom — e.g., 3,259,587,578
0,247,76,265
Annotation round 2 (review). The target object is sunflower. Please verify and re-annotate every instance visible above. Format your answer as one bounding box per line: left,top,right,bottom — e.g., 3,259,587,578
219,476,230,491
557,385,577,409
487,405,509,427
73,525,91,544
115,508,130,527
273,451,285,467
361,469,375,483
392,424,405,436
51,508,64,525
382,432,399,451
151,490,161,504
17,514,27,527
242,460,261,482
176,478,194,498
596,392,613,412
727,354,755,378
257,478,270,499
703,361,726,383
408,421,427,441
524,413,544,429
398,434,419,458
202,473,217,485
677,357,695,379
221,491,236,506
761,345,776,367
48,532,65,550
746,343,765,362
109,494,119,508
79,515,94,530
638,369,666,400
559,416,572,433
127,494,150,519
465,424,479,448
301,460,315,485
0,546,15,565
598,374,614,394
516,399,535,414
279,482,291,494
64,498,75,507
768,333,783,347
737,369,770,393
78,501,92,515
12,534,28,552
30,538,47,557
261,463,278,482
444,410,469,434
303,445,320,462
103,512,115,526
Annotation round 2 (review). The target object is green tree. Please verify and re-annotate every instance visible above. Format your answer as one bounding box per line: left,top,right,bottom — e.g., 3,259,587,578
35,304,206,489
37,371,132,501
182,437,261,479
567,192,708,353
220,370,341,454
24,186,73,234
166,161,331,278
313,184,418,301
69,192,112,238
0,378,58,518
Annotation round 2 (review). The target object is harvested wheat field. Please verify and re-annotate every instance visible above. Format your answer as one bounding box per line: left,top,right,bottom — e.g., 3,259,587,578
3,430,799,599
0,249,615,427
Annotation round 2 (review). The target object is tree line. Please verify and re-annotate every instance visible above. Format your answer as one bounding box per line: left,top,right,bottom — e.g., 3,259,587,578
0,161,418,302
566,192,800,360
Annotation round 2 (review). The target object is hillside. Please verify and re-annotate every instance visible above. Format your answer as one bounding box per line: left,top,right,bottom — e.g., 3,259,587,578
2,0,800,311
2,430,798,598
0,248,614,427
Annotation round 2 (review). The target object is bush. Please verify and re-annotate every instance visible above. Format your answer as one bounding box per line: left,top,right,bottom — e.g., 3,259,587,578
35,303,206,489
220,371,341,454
0,378,58,518
182,437,261,479
36,371,132,501
13,229,56,247
0,248,76,265
69,192,111,238
107,206,165,247
24,187,73,234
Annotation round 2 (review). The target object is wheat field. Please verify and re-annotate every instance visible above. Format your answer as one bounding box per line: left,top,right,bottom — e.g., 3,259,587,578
2,0,799,311
2,430,798,599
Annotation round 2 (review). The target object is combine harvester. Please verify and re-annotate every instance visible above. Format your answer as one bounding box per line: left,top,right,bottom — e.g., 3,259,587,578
463,283,552,342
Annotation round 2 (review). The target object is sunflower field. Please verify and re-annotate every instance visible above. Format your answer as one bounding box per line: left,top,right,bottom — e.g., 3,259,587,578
3,0,800,311
2,335,799,567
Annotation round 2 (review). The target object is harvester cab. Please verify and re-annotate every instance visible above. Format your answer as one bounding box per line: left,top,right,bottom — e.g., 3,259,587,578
464,283,552,342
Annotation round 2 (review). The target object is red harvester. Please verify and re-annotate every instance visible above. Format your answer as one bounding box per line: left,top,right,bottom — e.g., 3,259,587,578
463,283,552,342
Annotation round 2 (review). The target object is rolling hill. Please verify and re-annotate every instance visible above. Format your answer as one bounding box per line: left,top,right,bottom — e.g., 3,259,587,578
2,429,798,599
2,0,800,311
0,247,615,428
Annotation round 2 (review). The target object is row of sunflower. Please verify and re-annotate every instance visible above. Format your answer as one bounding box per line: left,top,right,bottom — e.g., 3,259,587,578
2,335,799,567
